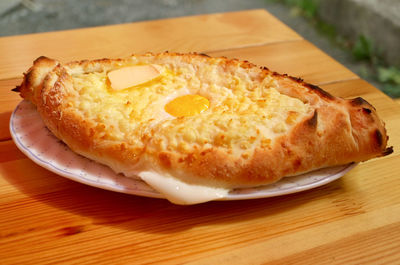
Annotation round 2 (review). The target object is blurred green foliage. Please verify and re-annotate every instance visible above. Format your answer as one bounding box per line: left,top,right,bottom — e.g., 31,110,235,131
267,0,400,98
269,0,319,18
378,67,400,97
288,0,319,18
352,35,400,97
352,35,373,61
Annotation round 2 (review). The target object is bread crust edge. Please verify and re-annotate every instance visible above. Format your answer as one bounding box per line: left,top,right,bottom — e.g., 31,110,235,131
16,53,393,188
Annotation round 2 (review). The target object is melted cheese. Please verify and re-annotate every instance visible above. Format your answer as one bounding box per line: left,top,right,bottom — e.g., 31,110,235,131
70,61,311,204
138,171,229,204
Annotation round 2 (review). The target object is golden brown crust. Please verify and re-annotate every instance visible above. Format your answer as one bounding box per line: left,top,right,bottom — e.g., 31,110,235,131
148,100,390,188
17,53,392,188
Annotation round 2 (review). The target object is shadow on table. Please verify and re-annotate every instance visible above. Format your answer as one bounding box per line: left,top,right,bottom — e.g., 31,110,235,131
2,151,351,236
0,111,13,141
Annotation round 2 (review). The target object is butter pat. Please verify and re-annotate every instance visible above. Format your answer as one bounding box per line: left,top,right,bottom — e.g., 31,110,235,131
107,65,160,90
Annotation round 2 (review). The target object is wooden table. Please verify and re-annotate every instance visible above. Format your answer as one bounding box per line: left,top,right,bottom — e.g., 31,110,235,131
1,10,399,264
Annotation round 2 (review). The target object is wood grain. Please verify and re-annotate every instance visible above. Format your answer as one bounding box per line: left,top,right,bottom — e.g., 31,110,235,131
208,40,358,85
0,10,399,265
0,78,21,141
0,143,398,264
0,9,301,80
187,204,400,265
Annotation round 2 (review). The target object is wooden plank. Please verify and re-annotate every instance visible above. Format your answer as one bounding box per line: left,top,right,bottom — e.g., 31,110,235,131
0,9,302,80
0,78,21,141
1,10,398,264
0,78,21,109
0,141,25,163
186,203,400,265
207,40,358,85
0,143,398,264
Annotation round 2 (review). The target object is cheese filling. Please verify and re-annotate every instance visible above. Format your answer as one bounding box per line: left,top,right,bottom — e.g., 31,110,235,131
71,62,310,204
138,171,229,204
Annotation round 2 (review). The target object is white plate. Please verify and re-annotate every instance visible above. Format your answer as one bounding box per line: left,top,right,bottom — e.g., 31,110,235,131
10,100,357,201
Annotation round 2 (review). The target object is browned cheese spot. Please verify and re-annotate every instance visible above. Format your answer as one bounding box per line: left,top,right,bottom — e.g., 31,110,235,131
374,129,383,147
158,152,172,168
305,83,335,100
362,107,372,114
306,110,318,128
350,97,374,109
383,146,394,156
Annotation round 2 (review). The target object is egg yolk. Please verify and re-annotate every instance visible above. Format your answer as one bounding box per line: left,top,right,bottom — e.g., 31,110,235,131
165,94,210,117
